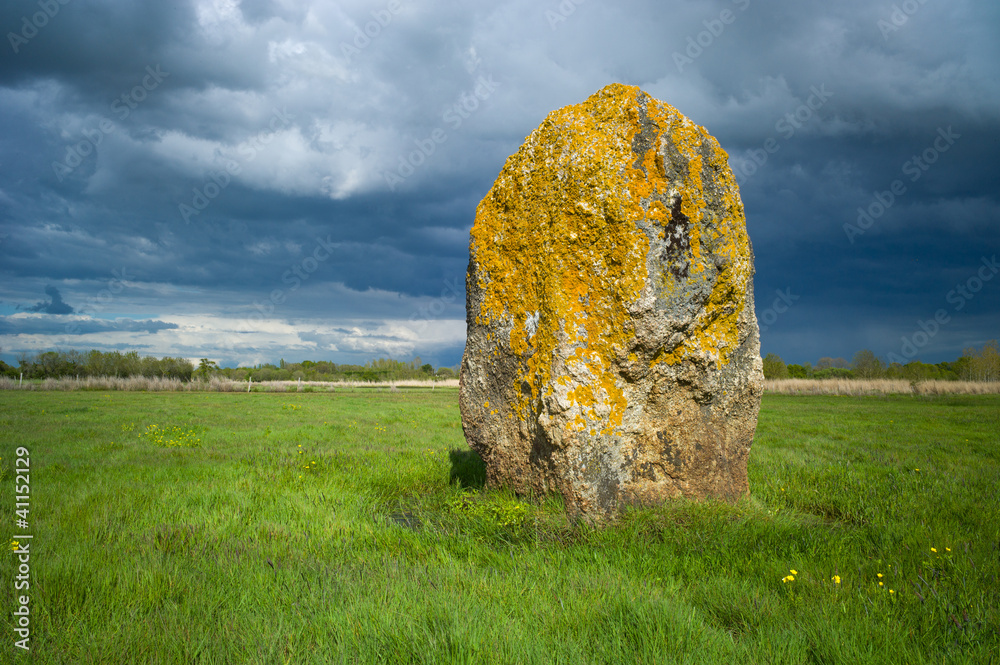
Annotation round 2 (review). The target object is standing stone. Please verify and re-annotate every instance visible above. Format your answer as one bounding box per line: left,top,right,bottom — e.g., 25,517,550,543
459,83,763,518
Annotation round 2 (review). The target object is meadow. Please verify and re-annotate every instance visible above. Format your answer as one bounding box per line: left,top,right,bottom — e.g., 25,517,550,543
1,388,998,663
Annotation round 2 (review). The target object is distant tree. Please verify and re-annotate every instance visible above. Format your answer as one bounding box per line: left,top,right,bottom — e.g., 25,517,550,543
34,351,69,378
421,363,434,375
950,356,972,380
196,358,219,380
762,353,789,379
902,361,943,381
852,349,884,379
163,357,194,381
933,361,961,381
885,362,905,379
817,356,850,370
786,364,810,379
121,350,142,377
962,341,1000,381
435,367,456,379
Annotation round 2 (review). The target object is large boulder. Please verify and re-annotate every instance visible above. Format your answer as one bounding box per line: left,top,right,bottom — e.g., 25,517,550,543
459,83,763,518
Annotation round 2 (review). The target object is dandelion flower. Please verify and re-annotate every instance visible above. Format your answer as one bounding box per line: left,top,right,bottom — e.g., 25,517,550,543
877,573,883,578
832,575,841,584
790,569,798,576
946,547,951,552
879,581,884,587
931,547,937,553
889,589,895,594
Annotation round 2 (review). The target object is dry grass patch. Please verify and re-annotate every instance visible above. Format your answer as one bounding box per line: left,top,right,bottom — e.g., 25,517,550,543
766,378,1000,395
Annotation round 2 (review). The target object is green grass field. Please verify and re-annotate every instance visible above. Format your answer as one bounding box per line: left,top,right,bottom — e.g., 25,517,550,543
1,389,998,664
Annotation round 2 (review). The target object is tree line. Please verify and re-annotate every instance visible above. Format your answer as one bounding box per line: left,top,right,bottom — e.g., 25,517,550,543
762,341,999,382
1,349,456,383
1,350,195,381
6,343,997,383
204,356,455,383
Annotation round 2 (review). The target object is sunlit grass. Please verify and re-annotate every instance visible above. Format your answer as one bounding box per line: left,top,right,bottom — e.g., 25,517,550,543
0,390,997,663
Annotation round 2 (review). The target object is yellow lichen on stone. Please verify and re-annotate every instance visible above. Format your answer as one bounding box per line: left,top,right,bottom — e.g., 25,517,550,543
472,84,651,428
470,83,751,429
643,93,752,367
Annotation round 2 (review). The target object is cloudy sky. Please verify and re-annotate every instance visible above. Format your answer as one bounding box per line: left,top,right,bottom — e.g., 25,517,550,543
1,0,997,369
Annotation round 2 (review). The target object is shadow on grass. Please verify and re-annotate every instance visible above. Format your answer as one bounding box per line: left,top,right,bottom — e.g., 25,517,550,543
449,448,486,489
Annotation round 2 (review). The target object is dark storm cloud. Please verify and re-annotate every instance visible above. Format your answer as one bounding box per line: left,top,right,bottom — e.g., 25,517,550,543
1,0,997,366
0,314,177,336
23,285,73,314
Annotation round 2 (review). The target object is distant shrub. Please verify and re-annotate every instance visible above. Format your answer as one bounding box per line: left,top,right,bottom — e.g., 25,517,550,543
813,368,855,380
762,353,789,380
787,363,812,378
